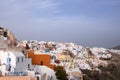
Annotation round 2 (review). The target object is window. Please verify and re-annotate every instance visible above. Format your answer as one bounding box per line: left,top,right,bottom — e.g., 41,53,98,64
8,66,11,71
65,60,67,62
17,57,19,63
9,58,11,62
28,64,30,68
22,57,23,62
7,58,11,64
37,76,39,80
7,58,11,62
3,31,7,37
40,61,43,65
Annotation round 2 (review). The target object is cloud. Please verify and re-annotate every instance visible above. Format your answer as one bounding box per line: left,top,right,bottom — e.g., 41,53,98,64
0,0,60,18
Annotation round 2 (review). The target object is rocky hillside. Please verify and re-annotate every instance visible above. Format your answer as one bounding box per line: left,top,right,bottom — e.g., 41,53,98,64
111,45,120,50
0,26,18,49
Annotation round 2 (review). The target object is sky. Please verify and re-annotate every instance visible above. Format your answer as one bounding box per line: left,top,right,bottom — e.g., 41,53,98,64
0,0,120,48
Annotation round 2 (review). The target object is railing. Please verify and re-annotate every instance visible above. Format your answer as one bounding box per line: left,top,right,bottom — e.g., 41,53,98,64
8,72,28,76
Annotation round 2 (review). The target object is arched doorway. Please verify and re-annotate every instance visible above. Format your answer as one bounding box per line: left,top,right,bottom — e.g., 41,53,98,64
40,61,43,65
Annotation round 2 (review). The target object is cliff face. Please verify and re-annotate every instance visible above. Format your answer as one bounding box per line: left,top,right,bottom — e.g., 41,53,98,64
0,26,18,49
112,45,120,50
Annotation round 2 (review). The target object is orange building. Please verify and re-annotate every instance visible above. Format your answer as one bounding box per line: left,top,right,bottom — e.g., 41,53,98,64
28,51,55,69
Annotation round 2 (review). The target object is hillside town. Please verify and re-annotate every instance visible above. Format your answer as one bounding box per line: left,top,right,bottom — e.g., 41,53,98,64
0,27,120,80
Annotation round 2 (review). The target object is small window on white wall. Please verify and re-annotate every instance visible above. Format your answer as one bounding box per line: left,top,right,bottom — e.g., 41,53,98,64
28,64,30,68
17,57,19,63
22,57,23,62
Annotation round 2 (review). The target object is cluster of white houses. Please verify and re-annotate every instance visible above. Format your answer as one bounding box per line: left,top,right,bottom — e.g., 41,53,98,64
0,51,56,80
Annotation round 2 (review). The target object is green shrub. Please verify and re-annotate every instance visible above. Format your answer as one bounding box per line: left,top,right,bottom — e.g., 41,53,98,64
54,66,68,80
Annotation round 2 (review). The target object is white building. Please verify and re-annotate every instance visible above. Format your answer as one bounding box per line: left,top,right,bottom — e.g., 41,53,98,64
0,51,33,73
0,65,6,75
34,66,56,80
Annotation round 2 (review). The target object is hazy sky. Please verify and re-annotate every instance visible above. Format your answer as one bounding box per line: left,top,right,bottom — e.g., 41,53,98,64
0,0,120,48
